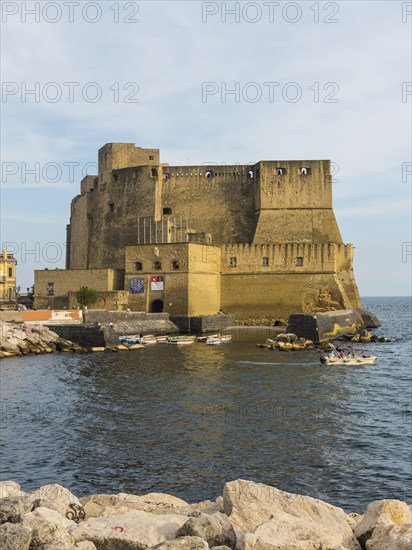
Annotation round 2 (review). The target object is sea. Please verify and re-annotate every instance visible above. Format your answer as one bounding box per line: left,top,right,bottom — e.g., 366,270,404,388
1,296,411,512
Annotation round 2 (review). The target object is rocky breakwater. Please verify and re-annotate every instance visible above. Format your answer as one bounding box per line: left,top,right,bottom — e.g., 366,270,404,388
0,321,82,358
1,479,411,550
0,321,146,359
257,332,315,351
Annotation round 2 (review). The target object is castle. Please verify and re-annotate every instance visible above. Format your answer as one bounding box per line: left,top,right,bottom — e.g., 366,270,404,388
34,143,361,321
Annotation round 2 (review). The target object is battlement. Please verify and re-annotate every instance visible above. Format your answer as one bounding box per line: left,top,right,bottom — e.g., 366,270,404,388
220,242,353,273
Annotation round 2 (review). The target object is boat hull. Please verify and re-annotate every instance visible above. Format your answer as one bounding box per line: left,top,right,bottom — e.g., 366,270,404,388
322,356,377,366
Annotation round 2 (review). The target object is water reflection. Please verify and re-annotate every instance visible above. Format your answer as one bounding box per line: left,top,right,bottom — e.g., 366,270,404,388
1,297,411,510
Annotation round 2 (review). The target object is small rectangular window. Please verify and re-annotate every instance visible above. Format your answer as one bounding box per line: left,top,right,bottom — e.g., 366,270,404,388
149,155,154,160
135,261,143,271
229,257,237,267
8,267,13,277
296,257,304,266
108,203,115,212
47,282,55,296
262,257,269,266
171,260,180,270
153,261,162,270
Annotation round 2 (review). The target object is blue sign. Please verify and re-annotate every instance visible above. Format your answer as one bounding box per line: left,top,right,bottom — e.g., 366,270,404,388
130,277,145,294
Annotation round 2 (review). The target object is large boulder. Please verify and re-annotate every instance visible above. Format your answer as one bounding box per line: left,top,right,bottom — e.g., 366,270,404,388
354,500,411,548
0,522,32,550
71,509,188,549
182,497,224,516
177,512,236,549
21,507,76,549
240,512,357,549
0,494,35,524
30,483,84,520
74,543,98,550
150,536,209,550
223,480,360,550
81,492,189,518
366,524,412,549
0,481,24,499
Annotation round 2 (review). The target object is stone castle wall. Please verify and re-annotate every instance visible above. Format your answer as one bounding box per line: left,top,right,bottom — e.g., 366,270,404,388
58,142,362,319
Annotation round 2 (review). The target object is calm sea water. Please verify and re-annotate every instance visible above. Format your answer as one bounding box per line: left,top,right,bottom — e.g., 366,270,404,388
1,297,411,512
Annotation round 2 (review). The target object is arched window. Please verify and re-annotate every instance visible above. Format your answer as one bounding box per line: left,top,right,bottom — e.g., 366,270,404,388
277,168,286,175
301,167,311,175
151,168,158,178
112,173,118,182
248,170,254,179
205,171,214,178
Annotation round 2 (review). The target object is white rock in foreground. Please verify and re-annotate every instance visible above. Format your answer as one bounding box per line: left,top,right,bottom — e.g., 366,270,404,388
0,480,25,499
354,499,412,547
223,479,360,550
30,483,83,519
71,509,188,549
0,522,32,550
81,492,188,518
21,506,77,550
365,524,412,550
150,536,210,550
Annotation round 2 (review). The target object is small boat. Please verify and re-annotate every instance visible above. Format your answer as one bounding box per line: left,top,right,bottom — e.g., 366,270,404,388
206,337,222,345
119,334,158,345
155,336,169,342
196,335,216,342
142,335,158,345
119,335,143,345
206,334,232,345
201,334,232,344
321,355,377,365
320,344,376,366
167,337,195,345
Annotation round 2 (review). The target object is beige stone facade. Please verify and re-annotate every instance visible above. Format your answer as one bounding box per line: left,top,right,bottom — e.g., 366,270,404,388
0,249,17,309
35,143,361,319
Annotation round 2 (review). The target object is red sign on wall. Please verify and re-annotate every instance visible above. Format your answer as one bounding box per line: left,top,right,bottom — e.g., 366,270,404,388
150,276,164,291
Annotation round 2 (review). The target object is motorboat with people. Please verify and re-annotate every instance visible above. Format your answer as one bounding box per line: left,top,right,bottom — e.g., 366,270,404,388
320,344,377,366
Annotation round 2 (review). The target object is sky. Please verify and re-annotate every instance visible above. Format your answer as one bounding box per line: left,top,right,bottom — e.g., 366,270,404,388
1,0,411,296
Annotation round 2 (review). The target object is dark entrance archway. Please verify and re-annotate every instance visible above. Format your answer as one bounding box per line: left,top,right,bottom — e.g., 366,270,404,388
150,299,164,313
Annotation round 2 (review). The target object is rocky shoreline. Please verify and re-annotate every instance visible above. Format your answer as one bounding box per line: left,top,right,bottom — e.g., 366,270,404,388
0,479,410,549
0,321,144,359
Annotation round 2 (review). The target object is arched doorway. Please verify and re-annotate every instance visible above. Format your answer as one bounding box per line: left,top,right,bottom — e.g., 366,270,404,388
150,299,164,313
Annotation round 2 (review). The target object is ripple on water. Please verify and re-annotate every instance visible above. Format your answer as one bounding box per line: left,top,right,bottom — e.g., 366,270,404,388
0,297,411,511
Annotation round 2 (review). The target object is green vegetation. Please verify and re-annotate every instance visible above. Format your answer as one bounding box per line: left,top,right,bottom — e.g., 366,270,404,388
75,287,98,308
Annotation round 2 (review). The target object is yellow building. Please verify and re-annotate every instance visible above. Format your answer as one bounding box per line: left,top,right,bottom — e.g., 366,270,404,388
0,249,17,309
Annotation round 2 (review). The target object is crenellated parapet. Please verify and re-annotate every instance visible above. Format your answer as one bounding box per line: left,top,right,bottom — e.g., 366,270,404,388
220,242,354,274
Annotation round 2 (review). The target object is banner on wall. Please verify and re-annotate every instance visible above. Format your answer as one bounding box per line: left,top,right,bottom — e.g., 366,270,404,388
130,277,145,294
150,276,164,291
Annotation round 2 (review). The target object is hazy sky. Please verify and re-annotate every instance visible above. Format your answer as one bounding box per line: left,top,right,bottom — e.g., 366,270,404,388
1,0,411,296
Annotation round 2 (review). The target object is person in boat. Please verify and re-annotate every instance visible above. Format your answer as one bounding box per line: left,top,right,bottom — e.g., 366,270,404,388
349,350,356,358
339,350,345,359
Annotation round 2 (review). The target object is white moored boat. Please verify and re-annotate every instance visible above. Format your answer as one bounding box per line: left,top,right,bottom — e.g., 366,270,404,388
167,336,196,345
205,334,232,345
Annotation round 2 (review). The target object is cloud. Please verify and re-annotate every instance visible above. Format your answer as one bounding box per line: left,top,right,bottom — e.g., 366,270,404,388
1,0,411,292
